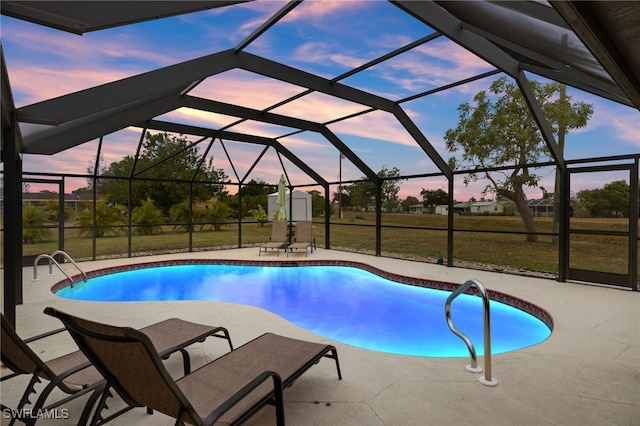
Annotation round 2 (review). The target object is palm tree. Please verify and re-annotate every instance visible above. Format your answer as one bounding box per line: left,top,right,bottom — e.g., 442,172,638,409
200,201,231,231
169,199,192,232
74,196,127,237
132,197,165,235
22,204,51,243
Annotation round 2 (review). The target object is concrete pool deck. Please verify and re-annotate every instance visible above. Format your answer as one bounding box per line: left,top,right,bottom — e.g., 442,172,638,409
2,248,638,425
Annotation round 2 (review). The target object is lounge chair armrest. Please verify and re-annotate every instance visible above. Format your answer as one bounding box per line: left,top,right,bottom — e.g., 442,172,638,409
23,327,68,344
202,370,284,426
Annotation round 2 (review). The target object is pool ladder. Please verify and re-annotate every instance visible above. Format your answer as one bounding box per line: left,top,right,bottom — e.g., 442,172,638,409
33,250,87,287
445,279,498,387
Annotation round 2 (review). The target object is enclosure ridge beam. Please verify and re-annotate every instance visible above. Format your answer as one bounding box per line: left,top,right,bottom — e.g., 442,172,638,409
22,94,184,155
235,51,395,112
17,49,238,126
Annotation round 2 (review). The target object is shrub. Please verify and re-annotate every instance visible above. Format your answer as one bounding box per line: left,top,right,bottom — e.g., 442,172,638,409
132,197,165,235
248,205,269,227
74,196,127,237
22,204,50,243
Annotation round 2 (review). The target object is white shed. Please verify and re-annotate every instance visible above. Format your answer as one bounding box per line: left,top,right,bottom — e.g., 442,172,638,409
268,190,312,221
435,205,449,215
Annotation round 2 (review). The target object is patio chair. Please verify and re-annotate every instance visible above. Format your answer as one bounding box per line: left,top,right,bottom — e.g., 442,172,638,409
45,307,343,426
259,220,289,256
1,313,234,425
287,221,315,257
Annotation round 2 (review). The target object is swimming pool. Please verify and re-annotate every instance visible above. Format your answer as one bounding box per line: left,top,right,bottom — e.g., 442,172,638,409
54,261,552,357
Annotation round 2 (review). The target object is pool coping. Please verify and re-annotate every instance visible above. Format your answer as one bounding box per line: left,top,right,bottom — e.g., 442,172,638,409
52,258,554,331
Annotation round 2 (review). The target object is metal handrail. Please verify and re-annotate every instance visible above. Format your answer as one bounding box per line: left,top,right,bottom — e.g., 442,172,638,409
444,279,498,387
51,250,87,282
33,250,87,287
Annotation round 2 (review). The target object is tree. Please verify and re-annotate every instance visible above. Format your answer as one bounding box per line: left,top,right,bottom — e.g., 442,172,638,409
132,197,165,235
401,196,420,212
345,179,375,211
379,166,406,211
420,188,448,209
344,166,405,211
307,190,326,217
94,132,229,214
445,77,593,242
577,180,631,218
331,188,352,210
227,179,277,218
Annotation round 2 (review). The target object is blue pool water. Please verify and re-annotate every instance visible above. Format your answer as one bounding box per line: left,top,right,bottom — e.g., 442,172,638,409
55,264,551,357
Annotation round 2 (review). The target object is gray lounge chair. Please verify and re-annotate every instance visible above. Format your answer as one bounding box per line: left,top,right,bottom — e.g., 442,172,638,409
1,313,233,425
45,307,342,426
259,220,288,256
287,221,315,257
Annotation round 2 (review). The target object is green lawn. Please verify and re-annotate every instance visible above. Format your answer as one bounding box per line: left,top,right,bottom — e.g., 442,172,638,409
13,213,639,279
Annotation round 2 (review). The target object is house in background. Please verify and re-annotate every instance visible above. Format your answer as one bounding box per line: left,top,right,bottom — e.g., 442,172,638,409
469,201,505,215
409,204,426,214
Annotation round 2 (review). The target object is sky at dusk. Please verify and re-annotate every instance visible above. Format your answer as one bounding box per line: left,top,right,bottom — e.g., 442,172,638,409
2,0,639,202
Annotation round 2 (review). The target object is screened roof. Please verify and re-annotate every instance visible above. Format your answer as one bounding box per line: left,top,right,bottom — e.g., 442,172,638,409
2,0,639,191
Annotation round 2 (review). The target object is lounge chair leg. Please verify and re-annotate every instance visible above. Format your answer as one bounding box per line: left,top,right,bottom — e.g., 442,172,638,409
28,378,64,426
272,375,285,426
78,383,107,426
179,348,191,375
15,374,41,414
88,385,115,426
326,348,343,380
216,328,234,351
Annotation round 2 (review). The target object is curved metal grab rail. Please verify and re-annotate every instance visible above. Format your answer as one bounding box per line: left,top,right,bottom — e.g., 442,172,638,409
444,279,498,387
33,250,87,287
51,250,87,282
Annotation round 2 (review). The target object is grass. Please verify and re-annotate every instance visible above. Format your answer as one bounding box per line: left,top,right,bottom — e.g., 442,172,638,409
14,213,639,280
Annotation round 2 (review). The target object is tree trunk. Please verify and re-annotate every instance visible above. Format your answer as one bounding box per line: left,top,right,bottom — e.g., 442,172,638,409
515,186,538,242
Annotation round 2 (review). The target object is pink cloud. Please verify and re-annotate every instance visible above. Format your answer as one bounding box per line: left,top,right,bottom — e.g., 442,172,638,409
272,91,368,122
292,42,367,69
585,99,640,146
284,1,367,24
6,21,176,67
190,69,308,110
328,110,417,147
160,108,241,129
379,40,494,93
9,65,133,106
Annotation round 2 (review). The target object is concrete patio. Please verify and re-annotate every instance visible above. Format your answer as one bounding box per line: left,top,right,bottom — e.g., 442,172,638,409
2,248,638,425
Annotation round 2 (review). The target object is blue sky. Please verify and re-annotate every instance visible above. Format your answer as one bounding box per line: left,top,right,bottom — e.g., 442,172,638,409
2,0,639,201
